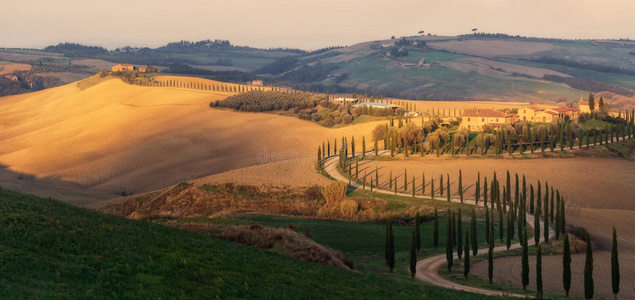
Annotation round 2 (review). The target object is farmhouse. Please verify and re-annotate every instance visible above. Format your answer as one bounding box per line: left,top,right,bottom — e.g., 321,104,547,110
251,80,263,86
578,97,592,113
111,64,134,72
550,107,580,120
137,66,147,73
354,102,401,112
518,106,545,122
460,108,513,131
333,97,358,104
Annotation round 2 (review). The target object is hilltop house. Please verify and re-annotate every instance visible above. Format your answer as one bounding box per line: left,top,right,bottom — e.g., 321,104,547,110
251,80,263,86
578,97,592,113
111,64,134,72
460,108,514,131
354,102,401,112
550,107,580,120
333,97,358,104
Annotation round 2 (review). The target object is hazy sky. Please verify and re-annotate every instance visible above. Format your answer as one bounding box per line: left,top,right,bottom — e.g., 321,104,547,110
1,0,633,50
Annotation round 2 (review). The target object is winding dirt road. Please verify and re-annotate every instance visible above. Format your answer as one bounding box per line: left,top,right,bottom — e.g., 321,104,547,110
324,153,554,298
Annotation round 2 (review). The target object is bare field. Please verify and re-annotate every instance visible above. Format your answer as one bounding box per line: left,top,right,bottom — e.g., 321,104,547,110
0,78,386,202
429,40,554,57
471,251,634,299
71,58,117,69
444,57,570,78
356,157,635,252
0,63,32,75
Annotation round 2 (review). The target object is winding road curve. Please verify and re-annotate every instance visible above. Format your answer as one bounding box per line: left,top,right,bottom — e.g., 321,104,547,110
323,152,555,298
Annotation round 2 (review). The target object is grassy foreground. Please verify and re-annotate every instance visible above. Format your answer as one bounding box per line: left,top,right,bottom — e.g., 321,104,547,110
0,187,509,299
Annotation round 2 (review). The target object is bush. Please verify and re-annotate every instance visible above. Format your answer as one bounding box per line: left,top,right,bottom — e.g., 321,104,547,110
321,181,347,205
339,199,359,218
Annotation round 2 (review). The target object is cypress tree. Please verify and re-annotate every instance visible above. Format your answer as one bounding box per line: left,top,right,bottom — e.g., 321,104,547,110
464,228,470,279
534,198,541,246
415,213,421,252
475,172,480,205
612,228,620,300
422,172,426,195
362,136,366,158
544,194,549,243
484,177,488,208
457,209,463,260
500,209,505,243
446,210,453,272
563,234,571,297
537,245,543,299
530,184,535,214
522,227,529,291
389,170,392,189
471,209,478,256
550,187,554,223
410,230,417,279
386,220,395,272
433,208,439,250
485,207,490,244
501,213,513,251
561,199,566,235
404,169,408,192
584,233,594,299
515,173,519,209
440,174,444,197
446,173,451,202
488,228,494,284
451,211,456,250
431,177,435,199
555,196,561,240
351,136,355,157
412,175,415,197
374,135,379,156
459,170,463,203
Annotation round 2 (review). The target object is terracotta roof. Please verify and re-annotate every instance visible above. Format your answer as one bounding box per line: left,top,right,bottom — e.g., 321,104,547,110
463,108,510,118
545,111,558,115
525,106,543,111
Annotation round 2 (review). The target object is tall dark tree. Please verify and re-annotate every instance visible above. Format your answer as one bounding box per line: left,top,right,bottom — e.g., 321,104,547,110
457,209,463,260
440,174,444,197
522,227,529,291
485,207,490,244
589,93,595,112
433,208,439,251
555,196,561,240
386,220,395,272
506,212,511,249
537,245,543,299
563,234,572,297
447,173,451,202
544,195,549,243
431,177,435,199
471,209,478,256
488,228,494,284
530,184,535,214
534,198,541,246
584,233,594,299
362,136,366,158
410,230,417,279
451,211,457,250
415,213,421,252
612,228,620,300
464,228,470,279
459,170,463,203
446,210,454,272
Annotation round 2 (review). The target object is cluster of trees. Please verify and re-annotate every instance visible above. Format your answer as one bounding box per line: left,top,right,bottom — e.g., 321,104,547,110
30,62,93,74
456,33,576,43
0,71,62,96
213,90,323,113
167,63,255,82
43,42,108,57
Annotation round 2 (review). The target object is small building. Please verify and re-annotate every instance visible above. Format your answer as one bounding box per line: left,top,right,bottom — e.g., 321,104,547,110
333,97,358,104
518,106,546,123
534,110,558,123
251,80,263,86
354,102,401,112
550,107,580,120
111,64,134,72
137,66,147,73
460,108,513,131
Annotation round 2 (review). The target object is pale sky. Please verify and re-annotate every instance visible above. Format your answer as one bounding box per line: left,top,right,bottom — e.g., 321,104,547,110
1,0,633,50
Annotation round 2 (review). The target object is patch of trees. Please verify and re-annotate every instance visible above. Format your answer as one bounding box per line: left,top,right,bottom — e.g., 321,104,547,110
254,56,300,75
543,75,634,96
212,90,322,112
0,71,62,96
457,33,575,43
279,62,340,83
167,63,255,82
31,62,93,74
43,42,108,57
389,48,409,57
529,56,635,76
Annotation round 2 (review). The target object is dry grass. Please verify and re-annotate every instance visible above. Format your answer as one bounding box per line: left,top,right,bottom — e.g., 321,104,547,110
429,40,554,57
0,63,31,75
172,222,355,271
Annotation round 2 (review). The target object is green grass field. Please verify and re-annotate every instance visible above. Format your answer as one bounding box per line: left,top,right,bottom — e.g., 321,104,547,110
0,187,515,299
0,48,63,56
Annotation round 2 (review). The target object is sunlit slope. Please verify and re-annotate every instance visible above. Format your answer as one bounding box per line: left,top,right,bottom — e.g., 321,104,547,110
0,78,385,197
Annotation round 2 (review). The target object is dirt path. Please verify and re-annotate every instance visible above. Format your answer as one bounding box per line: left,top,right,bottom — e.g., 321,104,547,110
324,153,554,298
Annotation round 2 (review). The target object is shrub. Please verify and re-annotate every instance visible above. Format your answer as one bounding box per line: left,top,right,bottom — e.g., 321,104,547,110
339,199,359,218
321,181,347,205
